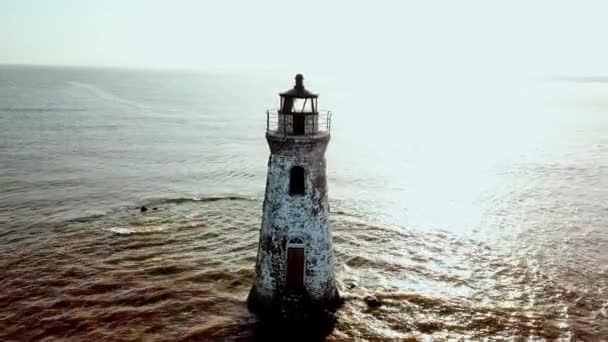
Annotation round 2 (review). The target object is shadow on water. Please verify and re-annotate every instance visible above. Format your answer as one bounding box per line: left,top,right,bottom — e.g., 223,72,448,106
250,317,337,342
179,313,337,342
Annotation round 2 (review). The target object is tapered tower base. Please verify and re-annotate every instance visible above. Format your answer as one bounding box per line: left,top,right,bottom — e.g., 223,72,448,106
247,284,340,321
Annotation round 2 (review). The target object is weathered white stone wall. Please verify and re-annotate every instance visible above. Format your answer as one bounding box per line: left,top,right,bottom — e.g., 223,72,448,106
251,135,337,306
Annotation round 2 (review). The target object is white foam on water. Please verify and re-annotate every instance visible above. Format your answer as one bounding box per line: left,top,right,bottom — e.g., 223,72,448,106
67,81,149,110
107,226,168,235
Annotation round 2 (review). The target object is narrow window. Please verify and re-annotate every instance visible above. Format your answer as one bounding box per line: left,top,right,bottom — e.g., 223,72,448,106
289,166,305,195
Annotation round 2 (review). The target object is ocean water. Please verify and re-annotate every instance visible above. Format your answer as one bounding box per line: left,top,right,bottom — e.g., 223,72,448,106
0,65,606,340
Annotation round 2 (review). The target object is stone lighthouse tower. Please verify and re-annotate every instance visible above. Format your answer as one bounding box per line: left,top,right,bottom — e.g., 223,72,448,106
248,74,339,319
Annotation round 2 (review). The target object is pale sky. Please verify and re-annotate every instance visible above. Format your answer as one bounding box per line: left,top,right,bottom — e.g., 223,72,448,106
1,0,608,77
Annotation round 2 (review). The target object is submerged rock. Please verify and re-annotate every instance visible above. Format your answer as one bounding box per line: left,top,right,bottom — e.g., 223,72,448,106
140,206,148,212
364,295,383,308
345,280,358,289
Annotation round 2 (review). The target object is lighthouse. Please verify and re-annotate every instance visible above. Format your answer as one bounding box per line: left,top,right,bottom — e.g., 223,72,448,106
248,74,340,320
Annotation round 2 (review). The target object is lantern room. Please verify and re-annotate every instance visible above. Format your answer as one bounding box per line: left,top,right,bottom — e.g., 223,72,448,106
279,74,318,114
266,74,331,137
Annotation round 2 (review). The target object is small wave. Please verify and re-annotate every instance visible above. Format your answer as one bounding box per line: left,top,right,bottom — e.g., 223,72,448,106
149,195,257,206
64,210,108,223
0,107,86,113
67,81,149,109
145,264,191,276
331,210,366,219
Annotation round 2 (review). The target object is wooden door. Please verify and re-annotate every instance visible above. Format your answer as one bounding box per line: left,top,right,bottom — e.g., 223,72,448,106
293,115,305,135
286,246,305,291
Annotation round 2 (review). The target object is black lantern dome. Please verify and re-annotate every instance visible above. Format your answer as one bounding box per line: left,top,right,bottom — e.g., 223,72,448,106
279,74,318,114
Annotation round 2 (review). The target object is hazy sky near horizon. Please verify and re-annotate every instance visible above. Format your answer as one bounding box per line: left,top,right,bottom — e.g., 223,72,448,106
1,1,608,77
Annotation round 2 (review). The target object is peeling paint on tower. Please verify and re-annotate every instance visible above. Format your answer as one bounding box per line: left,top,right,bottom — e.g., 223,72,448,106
248,75,340,319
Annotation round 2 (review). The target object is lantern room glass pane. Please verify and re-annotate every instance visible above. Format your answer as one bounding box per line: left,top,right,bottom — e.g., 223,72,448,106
292,98,314,113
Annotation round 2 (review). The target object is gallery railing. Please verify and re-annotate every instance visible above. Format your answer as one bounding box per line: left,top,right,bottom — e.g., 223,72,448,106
266,110,332,136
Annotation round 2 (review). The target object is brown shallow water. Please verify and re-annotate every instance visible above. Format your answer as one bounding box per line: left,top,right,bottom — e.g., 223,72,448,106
1,67,607,340
1,196,606,341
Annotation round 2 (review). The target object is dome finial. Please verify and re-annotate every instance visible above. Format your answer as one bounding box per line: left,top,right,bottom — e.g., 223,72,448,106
295,74,304,89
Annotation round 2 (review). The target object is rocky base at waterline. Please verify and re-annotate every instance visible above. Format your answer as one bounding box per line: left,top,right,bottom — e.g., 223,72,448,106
247,287,341,324
247,293,341,341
